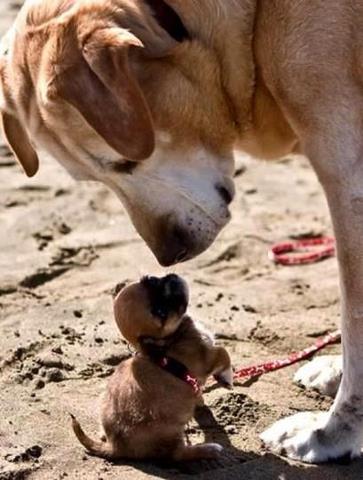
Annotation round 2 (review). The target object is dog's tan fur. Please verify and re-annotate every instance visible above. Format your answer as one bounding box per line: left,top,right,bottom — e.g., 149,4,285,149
72,277,232,461
3,0,363,463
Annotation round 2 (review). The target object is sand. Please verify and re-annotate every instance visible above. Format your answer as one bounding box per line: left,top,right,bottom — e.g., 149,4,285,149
1,2,362,479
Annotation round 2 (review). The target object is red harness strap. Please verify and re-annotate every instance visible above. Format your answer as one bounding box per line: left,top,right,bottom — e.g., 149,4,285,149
156,356,201,395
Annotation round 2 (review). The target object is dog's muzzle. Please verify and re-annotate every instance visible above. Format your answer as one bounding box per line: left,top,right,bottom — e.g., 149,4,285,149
142,274,189,318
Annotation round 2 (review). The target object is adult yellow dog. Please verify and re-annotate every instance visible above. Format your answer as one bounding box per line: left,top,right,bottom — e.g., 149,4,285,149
1,0,363,463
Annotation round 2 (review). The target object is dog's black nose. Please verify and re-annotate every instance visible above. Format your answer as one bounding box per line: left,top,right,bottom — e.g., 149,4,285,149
162,274,189,313
142,274,186,296
141,275,160,288
158,225,191,267
142,274,189,319
215,178,235,205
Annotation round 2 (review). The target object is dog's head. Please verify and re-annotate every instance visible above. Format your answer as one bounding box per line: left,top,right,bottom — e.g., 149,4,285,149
0,0,249,265
113,274,189,348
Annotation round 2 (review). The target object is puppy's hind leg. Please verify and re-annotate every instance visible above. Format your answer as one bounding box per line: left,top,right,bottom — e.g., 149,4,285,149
172,441,223,461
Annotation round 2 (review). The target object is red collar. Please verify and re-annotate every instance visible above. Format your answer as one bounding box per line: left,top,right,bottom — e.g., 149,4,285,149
155,356,201,395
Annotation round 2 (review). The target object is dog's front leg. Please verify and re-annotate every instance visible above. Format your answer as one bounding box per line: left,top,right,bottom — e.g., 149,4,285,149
261,119,363,463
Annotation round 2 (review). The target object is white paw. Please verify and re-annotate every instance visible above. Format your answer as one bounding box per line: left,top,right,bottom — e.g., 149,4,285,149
261,412,360,463
294,355,342,397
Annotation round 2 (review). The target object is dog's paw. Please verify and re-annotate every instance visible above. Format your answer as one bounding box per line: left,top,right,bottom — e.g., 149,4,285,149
260,411,360,463
294,355,342,397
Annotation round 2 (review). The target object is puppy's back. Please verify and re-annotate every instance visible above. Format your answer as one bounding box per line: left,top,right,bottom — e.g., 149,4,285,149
100,356,195,457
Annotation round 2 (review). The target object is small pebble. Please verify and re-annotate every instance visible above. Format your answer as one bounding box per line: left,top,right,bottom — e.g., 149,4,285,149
226,425,237,434
34,379,45,390
52,346,63,355
46,368,65,383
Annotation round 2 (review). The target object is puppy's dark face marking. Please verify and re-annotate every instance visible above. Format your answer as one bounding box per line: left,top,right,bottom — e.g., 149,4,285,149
141,274,188,324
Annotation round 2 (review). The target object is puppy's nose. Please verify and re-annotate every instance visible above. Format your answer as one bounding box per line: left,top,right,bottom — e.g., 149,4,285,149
163,274,189,312
215,177,235,205
158,225,191,267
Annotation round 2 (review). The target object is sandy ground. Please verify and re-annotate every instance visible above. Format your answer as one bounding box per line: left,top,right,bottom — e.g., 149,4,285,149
1,2,363,480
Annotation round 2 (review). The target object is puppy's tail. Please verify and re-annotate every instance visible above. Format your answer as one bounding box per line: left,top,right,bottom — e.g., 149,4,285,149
70,414,116,459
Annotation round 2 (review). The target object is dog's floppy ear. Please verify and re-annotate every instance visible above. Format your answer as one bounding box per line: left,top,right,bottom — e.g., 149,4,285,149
0,111,39,177
55,27,155,161
0,57,39,177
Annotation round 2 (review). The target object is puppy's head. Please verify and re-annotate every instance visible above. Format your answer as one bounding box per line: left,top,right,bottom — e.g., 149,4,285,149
0,0,245,266
113,274,189,348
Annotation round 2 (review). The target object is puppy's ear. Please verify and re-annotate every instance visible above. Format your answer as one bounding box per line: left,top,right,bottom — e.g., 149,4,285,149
54,27,155,161
0,111,39,177
112,282,127,299
209,347,233,390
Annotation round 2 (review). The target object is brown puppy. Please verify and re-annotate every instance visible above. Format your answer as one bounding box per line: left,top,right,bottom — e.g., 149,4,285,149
72,274,233,461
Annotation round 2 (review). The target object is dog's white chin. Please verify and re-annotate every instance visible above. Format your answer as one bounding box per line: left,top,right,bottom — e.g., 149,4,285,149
103,147,234,263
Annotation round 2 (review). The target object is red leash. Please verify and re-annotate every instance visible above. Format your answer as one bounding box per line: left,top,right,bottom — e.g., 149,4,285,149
214,237,340,386
233,330,341,383
268,236,335,266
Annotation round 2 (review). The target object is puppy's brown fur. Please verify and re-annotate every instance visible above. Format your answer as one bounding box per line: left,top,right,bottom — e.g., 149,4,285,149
72,276,232,461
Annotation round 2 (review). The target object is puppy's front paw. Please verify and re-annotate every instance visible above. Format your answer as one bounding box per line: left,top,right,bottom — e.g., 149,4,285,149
261,411,360,463
294,355,342,397
214,365,234,390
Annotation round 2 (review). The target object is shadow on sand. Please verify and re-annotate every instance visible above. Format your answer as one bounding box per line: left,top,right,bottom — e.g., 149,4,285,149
110,405,363,480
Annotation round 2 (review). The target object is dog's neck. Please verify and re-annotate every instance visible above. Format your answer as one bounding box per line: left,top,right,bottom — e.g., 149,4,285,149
169,0,258,135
